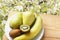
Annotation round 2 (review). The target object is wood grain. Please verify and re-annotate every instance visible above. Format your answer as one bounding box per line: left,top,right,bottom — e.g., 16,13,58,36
3,34,8,40
40,14,60,40
42,37,60,40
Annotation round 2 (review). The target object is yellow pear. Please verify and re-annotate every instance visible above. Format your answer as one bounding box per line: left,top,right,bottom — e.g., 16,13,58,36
9,11,22,29
23,11,35,26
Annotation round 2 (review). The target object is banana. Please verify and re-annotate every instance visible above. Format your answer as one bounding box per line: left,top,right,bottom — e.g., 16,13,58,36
23,11,35,26
14,15,42,40
9,11,22,29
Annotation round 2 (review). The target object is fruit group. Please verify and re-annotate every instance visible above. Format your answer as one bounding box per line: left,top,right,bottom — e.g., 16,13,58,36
9,11,42,40
9,29,21,38
14,15,42,40
9,11,22,29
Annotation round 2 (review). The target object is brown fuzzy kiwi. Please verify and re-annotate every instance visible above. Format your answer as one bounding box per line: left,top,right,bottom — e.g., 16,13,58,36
9,29,21,38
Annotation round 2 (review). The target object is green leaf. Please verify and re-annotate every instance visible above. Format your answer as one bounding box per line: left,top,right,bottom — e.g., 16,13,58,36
40,3,46,7
0,29,4,40
0,14,3,24
1,6,7,14
41,7,47,13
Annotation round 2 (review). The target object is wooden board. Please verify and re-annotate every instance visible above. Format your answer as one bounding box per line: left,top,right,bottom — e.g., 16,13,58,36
40,14,60,40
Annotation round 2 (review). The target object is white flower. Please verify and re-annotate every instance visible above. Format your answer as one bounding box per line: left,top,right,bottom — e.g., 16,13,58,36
0,3,2,7
58,2,60,5
2,20,6,25
14,6,23,11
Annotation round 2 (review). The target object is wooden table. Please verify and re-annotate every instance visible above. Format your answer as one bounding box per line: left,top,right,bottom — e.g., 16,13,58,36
40,14,60,40
3,14,60,40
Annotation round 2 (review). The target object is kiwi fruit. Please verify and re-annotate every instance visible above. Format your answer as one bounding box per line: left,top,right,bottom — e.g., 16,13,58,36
9,29,21,38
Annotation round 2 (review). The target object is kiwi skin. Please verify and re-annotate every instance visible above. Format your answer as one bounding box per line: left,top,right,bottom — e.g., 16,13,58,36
9,29,21,38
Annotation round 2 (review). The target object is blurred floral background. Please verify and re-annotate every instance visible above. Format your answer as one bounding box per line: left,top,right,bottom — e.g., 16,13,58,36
0,0,60,40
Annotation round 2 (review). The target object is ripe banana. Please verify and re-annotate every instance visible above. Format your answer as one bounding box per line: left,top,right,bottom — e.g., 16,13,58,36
9,11,22,29
14,15,42,40
23,11,35,26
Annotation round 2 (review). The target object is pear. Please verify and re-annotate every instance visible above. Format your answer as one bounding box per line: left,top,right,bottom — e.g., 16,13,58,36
23,11,35,26
9,11,22,29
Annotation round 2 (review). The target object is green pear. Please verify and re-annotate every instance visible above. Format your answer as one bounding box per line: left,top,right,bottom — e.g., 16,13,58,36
9,11,22,29
23,11,35,26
